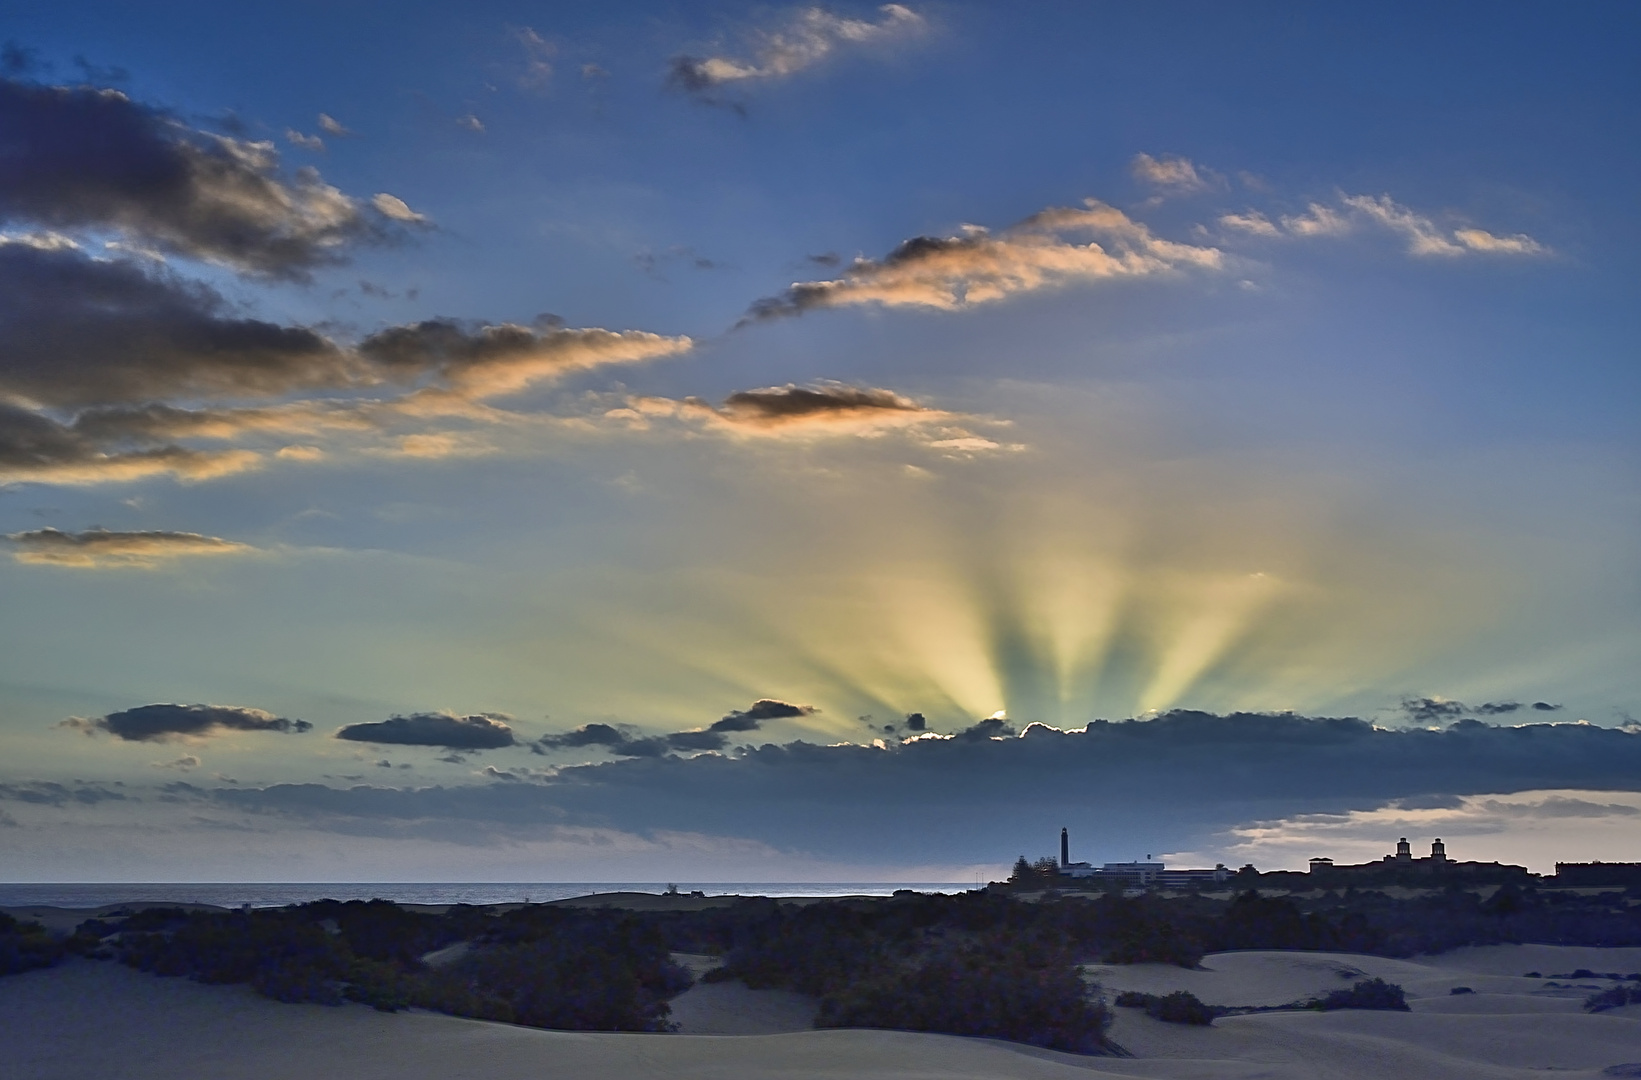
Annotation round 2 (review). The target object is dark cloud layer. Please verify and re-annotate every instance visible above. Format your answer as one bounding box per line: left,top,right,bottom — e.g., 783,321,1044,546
67,703,311,742
205,712,1641,864
0,780,127,806
0,76,401,278
335,712,517,750
0,242,349,408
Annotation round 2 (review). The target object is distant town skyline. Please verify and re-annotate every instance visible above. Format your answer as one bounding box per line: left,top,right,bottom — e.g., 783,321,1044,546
1,2,1637,881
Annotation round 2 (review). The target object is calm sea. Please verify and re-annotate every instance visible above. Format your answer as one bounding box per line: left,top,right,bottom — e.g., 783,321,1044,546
0,882,977,909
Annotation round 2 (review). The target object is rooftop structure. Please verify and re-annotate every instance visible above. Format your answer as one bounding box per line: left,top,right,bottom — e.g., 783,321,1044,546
1052,828,1230,887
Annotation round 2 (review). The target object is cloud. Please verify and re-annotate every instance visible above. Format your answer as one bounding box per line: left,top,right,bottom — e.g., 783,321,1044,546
1451,227,1546,255
202,711,1641,868
64,703,312,742
1400,696,1467,723
1233,193,1546,257
743,199,1221,321
152,754,201,771
457,113,485,133
335,712,518,750
511,26,555,90
0,76,409,278
370,193,428,225
357,319,692,399
669,4,926,96
613,382,1021,455
0,401,261,486
716,698,816,729
4,527,255,567
1400,697,1564,723
536,700,811,758
316,113,350,136
535,721,669,758
0,780,127,806
1130,153,1216,195
1279,202,1352,237
284,129,323,152
0,242,692,485
0,242,352,409
1218,210,1280,237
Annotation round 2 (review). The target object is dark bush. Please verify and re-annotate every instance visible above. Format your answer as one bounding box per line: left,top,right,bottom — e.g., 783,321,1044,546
107,904,686,1031
0,914,65,976
817,944,1111,1053
250,961,344,1005
1585,985,1641,1012
1314,977,1409,1011
1111,989,1213,1025
1150,990,1215,1025
1102,917,1203,968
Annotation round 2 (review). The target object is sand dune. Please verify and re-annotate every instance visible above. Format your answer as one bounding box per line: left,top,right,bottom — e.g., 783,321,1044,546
2,945,1638,1079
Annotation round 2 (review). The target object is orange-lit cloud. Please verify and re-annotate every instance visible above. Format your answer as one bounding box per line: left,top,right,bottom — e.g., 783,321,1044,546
744,199,1223,320
669,4,927,93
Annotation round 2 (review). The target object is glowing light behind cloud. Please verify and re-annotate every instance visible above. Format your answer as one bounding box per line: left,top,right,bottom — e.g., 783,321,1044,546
507,414,1531,739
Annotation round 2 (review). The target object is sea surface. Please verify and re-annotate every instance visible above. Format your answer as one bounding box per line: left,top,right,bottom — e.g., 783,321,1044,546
0,882,977,909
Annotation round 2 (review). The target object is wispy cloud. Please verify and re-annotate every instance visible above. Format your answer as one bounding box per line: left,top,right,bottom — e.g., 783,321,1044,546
1219,191,1547,257
744,200,1222,321
1130,153,1218,196
369,193,429,225
5,527,256,567
669,4,926,97
1340,193,1549,257
511,26,556,90
1278,202,1352,237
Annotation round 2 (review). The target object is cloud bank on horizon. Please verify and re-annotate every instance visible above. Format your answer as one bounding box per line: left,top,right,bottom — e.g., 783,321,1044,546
0,3,1634,879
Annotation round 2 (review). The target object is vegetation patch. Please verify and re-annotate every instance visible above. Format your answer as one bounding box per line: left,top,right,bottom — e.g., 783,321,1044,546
1113,989,1215,1025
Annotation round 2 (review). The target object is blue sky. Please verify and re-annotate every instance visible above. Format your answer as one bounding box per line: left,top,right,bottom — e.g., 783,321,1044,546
0,2,1637,880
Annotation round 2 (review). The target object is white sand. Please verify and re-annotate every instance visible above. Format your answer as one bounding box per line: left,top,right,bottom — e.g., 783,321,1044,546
2,946,1638,1079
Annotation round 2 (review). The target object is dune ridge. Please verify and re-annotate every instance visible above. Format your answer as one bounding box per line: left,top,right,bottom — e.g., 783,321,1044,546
2,942,1639,1078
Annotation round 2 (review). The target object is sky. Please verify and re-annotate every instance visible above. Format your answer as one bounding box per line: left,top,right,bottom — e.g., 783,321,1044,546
1,1,1638,882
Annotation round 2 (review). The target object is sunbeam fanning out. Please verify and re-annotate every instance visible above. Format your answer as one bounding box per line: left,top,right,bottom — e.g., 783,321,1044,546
0,3,1635,892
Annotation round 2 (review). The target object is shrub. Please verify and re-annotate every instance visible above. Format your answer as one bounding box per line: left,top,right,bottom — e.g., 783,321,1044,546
1585,985,1641,1013
818,945,1112,1053
1111,989,1213,1025
1315,977,1409,1011
1150,990,1215,1025
1102,919,1204,968
0,915,65,976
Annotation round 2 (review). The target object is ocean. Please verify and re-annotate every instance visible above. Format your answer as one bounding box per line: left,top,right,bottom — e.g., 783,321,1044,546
0,882,979,909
